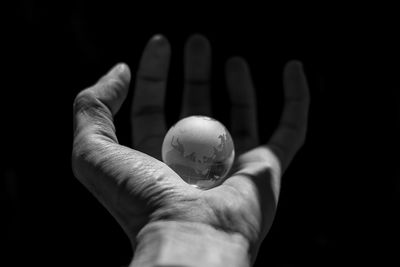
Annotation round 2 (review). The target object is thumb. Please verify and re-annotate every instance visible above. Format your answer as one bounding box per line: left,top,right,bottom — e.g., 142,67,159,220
73,63,131,143
72,63,131,204
93,63,131,116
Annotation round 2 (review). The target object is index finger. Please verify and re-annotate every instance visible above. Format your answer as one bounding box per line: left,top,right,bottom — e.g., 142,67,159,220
268,60,310,172
131,35,170,159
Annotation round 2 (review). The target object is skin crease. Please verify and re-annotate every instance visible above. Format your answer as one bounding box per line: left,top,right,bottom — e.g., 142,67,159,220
72,34,310,266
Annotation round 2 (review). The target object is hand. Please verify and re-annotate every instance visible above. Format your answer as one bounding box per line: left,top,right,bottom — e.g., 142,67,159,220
72,34,309,266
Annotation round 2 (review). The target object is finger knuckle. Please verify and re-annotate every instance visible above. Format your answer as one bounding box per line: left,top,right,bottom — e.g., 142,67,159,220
73,89,97,113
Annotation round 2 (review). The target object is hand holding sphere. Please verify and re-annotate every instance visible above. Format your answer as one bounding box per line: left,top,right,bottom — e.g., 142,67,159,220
72,34,309,266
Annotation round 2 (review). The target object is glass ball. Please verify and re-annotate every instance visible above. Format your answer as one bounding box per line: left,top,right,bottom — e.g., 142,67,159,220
162,116,235,189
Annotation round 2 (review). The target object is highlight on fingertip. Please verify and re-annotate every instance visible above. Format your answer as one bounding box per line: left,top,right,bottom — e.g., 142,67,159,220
116,63,128,73
152,34,166,42
116,63,131,81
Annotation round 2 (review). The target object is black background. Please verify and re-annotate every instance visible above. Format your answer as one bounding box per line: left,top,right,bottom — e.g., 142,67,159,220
3,2,400,266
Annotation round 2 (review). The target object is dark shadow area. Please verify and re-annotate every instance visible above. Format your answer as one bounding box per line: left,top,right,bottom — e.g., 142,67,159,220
3,2,399,266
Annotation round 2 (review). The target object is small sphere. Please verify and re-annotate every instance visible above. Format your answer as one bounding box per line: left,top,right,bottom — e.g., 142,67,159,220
162,116,235,189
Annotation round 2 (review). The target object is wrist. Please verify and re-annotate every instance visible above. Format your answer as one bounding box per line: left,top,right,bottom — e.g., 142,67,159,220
129,220,251,267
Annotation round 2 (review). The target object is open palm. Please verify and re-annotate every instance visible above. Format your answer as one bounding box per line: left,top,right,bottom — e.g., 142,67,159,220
72,34,309,263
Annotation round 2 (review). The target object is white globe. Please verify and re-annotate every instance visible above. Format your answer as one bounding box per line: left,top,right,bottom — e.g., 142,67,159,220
162,116,235,189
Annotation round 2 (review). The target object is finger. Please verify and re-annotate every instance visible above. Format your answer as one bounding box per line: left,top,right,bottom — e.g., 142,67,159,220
72,63,132,196
72,63,193,245
73,63,131,144
132,35,170,159
268,60,310,171
226,57,259,154
180,34,212,118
